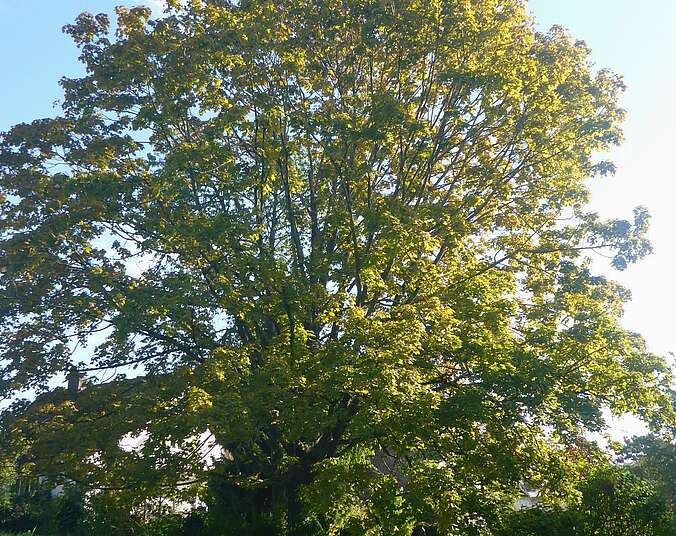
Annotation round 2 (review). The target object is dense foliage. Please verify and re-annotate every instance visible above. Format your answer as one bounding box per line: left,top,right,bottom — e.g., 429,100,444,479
620,434,676,510
2,453,673,535
0,0,673,534
498,465,674,536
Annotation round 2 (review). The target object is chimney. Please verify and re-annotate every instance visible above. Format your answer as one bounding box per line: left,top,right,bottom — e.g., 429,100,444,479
66,367,85,394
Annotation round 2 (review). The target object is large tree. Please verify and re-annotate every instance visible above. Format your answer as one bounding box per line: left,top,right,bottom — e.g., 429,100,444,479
0,0,673,533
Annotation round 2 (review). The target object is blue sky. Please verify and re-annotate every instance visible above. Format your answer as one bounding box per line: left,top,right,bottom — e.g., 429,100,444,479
1,1,675,433
528,0,676,359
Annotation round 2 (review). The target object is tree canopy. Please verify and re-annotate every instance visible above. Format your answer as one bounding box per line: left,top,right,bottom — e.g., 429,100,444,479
0,0,673,534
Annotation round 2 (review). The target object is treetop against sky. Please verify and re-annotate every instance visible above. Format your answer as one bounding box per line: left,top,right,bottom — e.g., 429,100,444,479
2,0,675,359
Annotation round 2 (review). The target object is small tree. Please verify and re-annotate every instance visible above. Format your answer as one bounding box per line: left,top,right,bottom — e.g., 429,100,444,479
620,434,676,511
498,465,674,536
578,466,672,536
